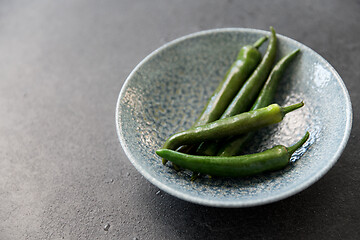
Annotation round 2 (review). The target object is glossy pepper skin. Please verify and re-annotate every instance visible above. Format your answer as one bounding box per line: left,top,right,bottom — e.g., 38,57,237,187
162,102,304,156
196,27,277,156
221,27,277,118
174,36,267,157
157,132,309,177
217,49,301,157
195,36,267,125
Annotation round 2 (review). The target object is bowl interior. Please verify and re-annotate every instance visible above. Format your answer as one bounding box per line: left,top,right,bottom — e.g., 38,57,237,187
116,28,352,207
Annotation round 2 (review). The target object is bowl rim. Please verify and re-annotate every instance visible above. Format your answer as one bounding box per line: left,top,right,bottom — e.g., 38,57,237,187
115,27,353,207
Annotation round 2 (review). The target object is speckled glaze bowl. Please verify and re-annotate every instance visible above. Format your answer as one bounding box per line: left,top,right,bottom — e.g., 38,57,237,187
116,28,352,207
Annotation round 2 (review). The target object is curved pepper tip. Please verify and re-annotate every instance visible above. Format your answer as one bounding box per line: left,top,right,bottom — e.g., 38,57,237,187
282,101,304,115
157,150,168,165
293,48,301,54
157,149,170,165
269,26,275,33
253,36,268,49
287,131,310,155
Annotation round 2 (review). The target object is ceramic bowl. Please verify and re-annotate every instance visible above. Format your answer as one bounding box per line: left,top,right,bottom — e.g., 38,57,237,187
116,28,352,207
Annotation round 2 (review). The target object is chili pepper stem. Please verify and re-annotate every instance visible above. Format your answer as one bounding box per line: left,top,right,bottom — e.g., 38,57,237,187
287,131,310,155
253,36,268,49
282,101,304,115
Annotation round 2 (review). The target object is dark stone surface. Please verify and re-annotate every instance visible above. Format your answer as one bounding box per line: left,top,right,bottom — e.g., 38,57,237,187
0,0,359,239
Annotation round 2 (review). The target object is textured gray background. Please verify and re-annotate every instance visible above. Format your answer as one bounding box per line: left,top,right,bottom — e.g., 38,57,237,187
0,0,359,239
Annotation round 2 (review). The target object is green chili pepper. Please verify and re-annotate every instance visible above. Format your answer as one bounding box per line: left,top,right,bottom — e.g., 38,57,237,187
174,36,268,155
196,27,277,156
217,48,301,157
162,102,304,159
195,36,268,125
157,132,309,177
222,27,277,116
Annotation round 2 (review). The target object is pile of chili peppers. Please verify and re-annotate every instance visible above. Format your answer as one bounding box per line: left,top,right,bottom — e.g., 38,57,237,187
156,27,310,178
